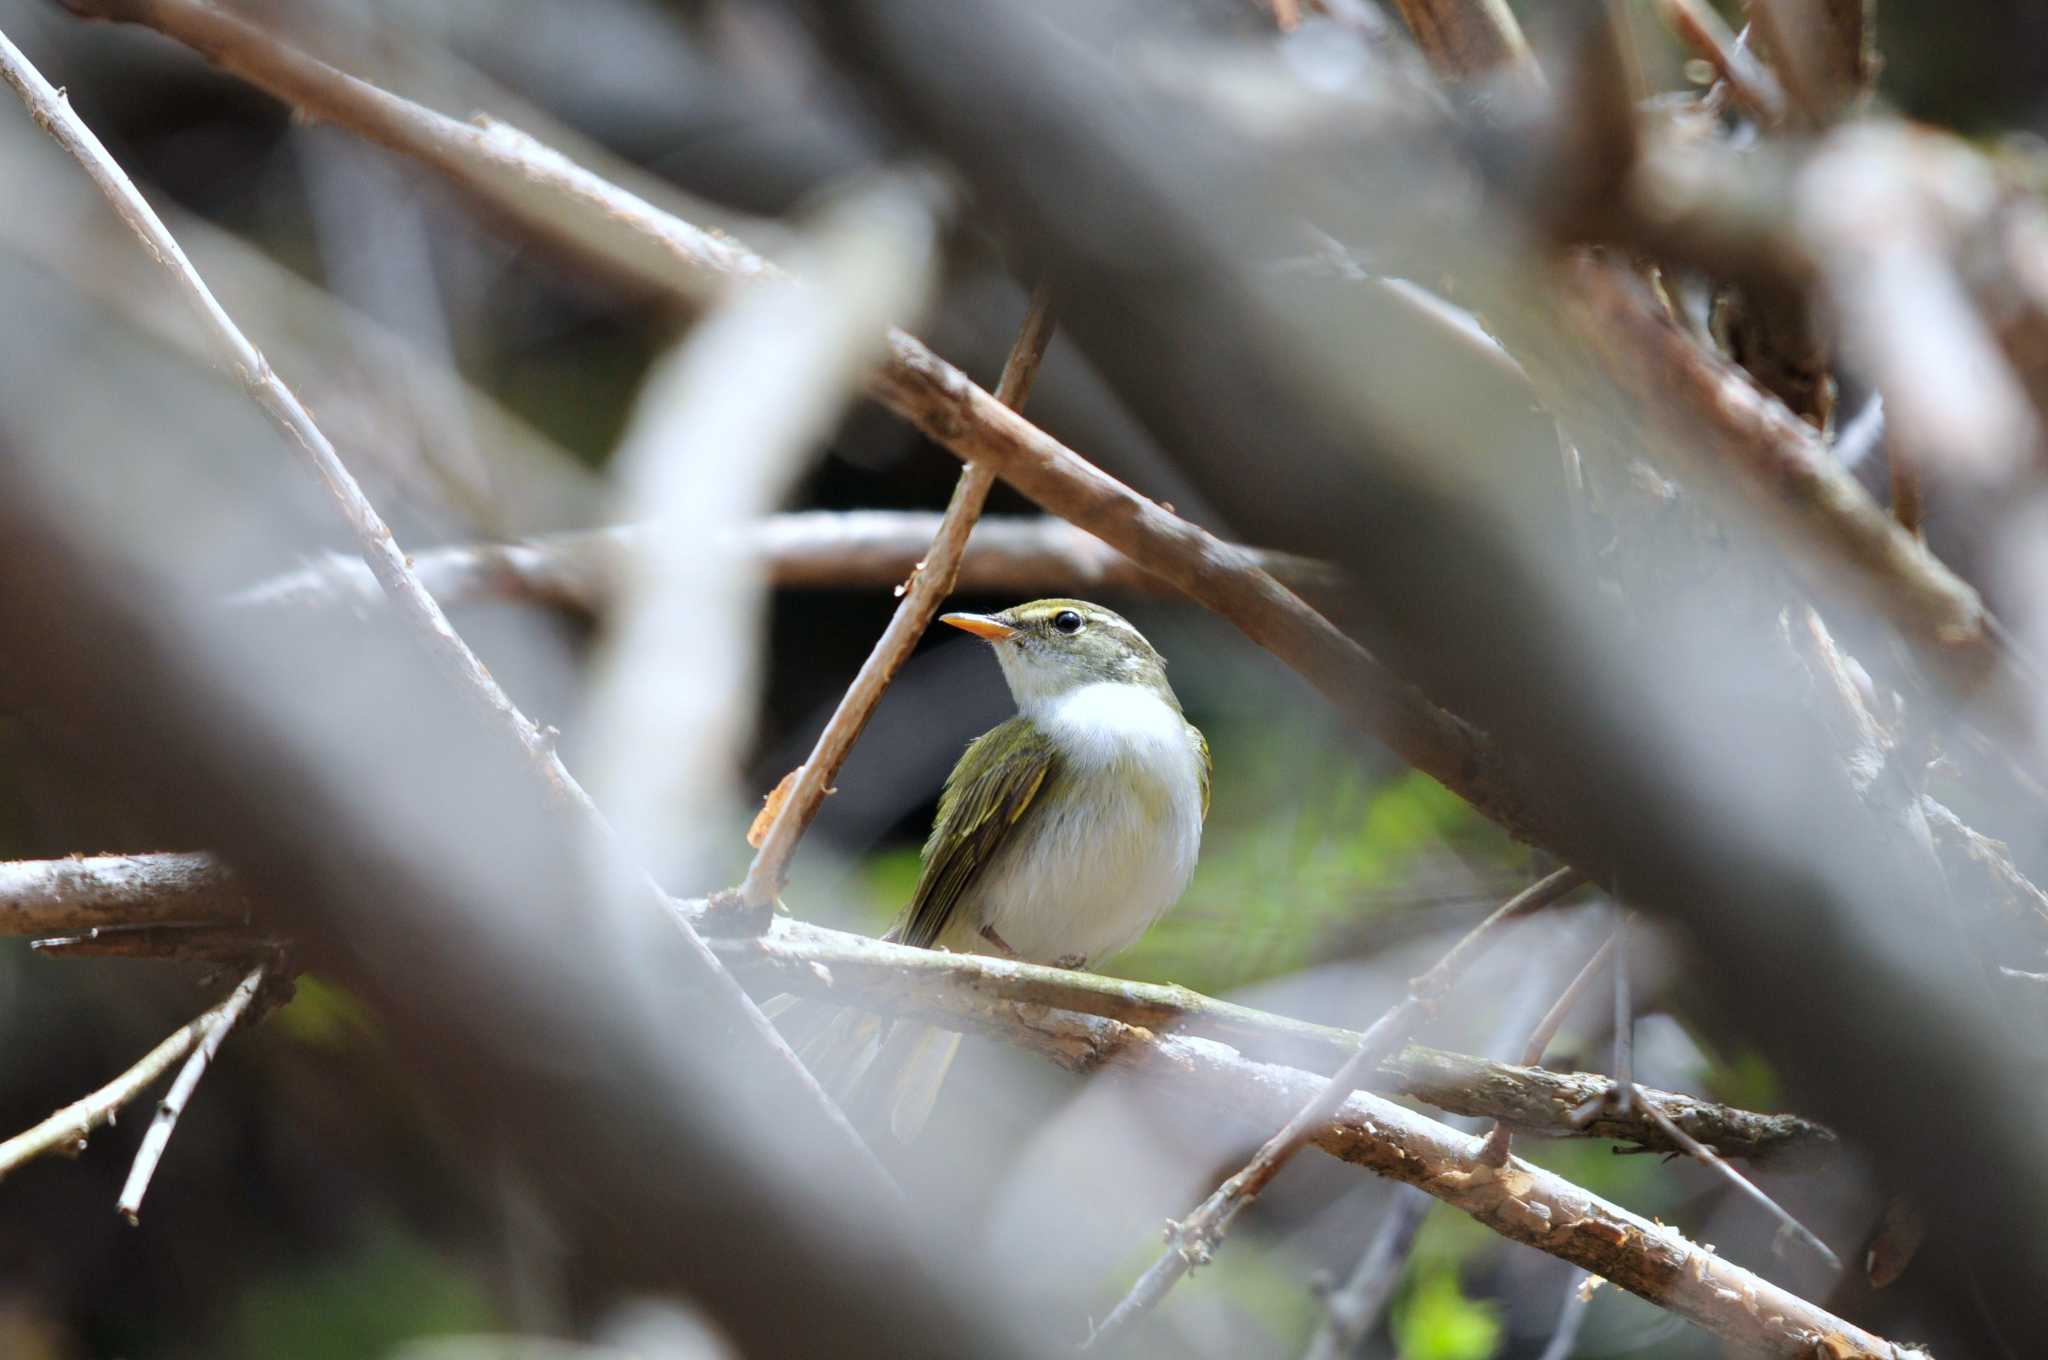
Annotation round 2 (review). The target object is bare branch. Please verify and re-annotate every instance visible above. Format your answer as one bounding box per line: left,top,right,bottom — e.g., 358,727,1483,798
229,515,1338,612
737,282,1058,911
34,925,280,963
1634,1085,1842,1272
114,963,268,1223
1383,0,1536,78
1048,1011,1915,1357
1086,868,1586,1346
0,852,252,934
0,983,247,1180
1659,0,1788,126
1478,929,1616,1165
1301,1189,1428,1360
0,854,1843,1166
1746,0,1876,127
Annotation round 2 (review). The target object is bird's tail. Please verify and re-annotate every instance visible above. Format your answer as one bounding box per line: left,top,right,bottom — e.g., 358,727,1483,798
766,996,963,1142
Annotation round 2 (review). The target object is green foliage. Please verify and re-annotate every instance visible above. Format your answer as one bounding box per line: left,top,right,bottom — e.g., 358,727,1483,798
269,974,380,1049
1391,1263,1503,1360
1520,1137,1670,1211
1699,1044,1782,1113
1173,1236,1326,1349
1115,708,1511,994
227,1222,495,1360
856,844,926,930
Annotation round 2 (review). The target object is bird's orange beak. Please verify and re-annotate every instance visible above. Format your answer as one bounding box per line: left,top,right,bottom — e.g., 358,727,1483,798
941,612,1020,641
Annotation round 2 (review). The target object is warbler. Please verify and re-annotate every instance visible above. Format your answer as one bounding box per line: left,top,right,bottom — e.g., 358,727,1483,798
786,598,1210,1139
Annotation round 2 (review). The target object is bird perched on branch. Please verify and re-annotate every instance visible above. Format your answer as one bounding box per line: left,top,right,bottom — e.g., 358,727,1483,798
782,598,1210,1139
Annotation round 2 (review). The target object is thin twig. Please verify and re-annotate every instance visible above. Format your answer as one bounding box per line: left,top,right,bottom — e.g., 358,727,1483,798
1302,1188,1428,1360
0,985,248,1179
229,515,1339,613
1535,1271,1594,1360
33,924,280,962
737,282,1058,911
1657,0,1788,126
1609,914,1634,1115
1477,929,1617,1165
0,22,880,1180
114,963,267,1223
1085,867,1585,1347
580,176,936,917
1634,1085,1843,1272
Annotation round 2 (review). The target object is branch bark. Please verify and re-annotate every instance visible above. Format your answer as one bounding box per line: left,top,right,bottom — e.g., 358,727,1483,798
1035,1010,1913,1358
0,853,1844,1166
0,852,255,933
230,515,1338,612
737,282,1058,909
115,963,268,1223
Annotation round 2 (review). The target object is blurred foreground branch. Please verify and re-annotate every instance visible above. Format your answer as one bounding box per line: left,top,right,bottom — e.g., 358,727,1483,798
0,16,880,1177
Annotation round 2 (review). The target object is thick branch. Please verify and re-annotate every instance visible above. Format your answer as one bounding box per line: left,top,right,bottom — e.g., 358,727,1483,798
0,852,253,933
0,853,1842,1165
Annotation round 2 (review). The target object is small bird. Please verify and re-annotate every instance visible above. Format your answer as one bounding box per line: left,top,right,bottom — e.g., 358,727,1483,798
789,598,1210,1139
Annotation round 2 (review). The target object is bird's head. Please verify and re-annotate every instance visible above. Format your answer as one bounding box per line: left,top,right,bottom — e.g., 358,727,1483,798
941,598,1174,713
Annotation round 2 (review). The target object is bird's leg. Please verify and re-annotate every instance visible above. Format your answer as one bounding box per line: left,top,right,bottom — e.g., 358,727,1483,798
978,923,1021,958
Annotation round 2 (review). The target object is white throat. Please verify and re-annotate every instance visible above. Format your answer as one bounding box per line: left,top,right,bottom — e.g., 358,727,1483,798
1032,680,1187,770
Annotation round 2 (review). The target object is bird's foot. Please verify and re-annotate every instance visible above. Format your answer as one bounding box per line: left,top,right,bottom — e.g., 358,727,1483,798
1052,953,1088,971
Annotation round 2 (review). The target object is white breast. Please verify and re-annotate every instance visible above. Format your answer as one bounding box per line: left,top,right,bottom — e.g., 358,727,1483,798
975,682,1205,966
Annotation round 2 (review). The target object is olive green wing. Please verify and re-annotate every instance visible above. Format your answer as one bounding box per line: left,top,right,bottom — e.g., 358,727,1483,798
894,717,1060,951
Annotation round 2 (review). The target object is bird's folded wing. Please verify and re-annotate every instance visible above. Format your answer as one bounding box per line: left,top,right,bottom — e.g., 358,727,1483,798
894,716,1059,950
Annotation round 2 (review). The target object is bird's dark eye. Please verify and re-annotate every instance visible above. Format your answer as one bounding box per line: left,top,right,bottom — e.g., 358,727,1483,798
1052,609,1085,635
